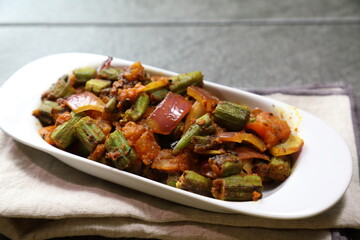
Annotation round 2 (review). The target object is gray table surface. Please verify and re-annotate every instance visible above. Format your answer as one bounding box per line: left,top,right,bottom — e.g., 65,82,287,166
0,0,359,239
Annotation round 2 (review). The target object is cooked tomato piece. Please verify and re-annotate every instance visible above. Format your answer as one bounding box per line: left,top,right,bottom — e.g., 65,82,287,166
121,121,146,146
122,61,146,82
245,112,291,148
116,83,145,105
38,125,56,145
134,130,161,165
88,144,106,161
55,112,72,126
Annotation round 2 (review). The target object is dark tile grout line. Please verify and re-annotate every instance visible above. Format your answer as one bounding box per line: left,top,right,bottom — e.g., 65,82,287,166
1,17,360,27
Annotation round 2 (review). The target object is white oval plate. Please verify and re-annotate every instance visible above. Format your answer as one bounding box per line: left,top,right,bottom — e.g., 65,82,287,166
0,53,352,219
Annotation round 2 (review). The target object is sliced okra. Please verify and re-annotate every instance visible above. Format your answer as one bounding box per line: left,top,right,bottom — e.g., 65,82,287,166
212,174,263,201
50,112,86,149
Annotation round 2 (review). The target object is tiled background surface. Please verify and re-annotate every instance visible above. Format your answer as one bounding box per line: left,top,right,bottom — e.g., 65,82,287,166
1,0,359,106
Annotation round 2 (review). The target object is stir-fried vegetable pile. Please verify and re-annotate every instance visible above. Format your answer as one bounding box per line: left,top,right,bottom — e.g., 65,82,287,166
33,57,304,201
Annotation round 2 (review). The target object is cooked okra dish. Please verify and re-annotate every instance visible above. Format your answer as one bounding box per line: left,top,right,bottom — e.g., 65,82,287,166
33,57,304,201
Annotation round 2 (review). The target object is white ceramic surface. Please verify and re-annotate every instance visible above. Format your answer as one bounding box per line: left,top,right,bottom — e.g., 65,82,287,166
0,53,352,219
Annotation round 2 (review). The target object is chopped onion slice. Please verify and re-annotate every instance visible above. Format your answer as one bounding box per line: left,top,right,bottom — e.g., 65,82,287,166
217,131,267,152
235,146,270,161
148,92,192,135
65,91,105,113
187,85,219,112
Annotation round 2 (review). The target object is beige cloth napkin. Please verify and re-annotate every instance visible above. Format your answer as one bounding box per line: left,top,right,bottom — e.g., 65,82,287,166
0,83,359,240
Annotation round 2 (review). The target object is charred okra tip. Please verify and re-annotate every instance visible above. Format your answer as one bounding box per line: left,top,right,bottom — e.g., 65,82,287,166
209,153,243,178
192,135,221,153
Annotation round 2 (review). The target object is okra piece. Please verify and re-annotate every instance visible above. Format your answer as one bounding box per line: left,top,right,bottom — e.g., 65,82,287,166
35,100,63,126
176,170,212,197
74,116,106,152
85,79,112,94
105,96,117,113
39,100,61,115
47,75,75,99
69,140,92,158
166,174,180,187
73,67,97,84
212,174,263,201
169,71,203,94
50,112,86,149
141,165,167,181
98,67,121,80
208,153,242,177
213,101,250,131
105,130,138,169
192,135,221,153
172,113,213,155
252,160,271,182
268,156,292,182
124,92,150,121
170,121,184,140
148,87,168,103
